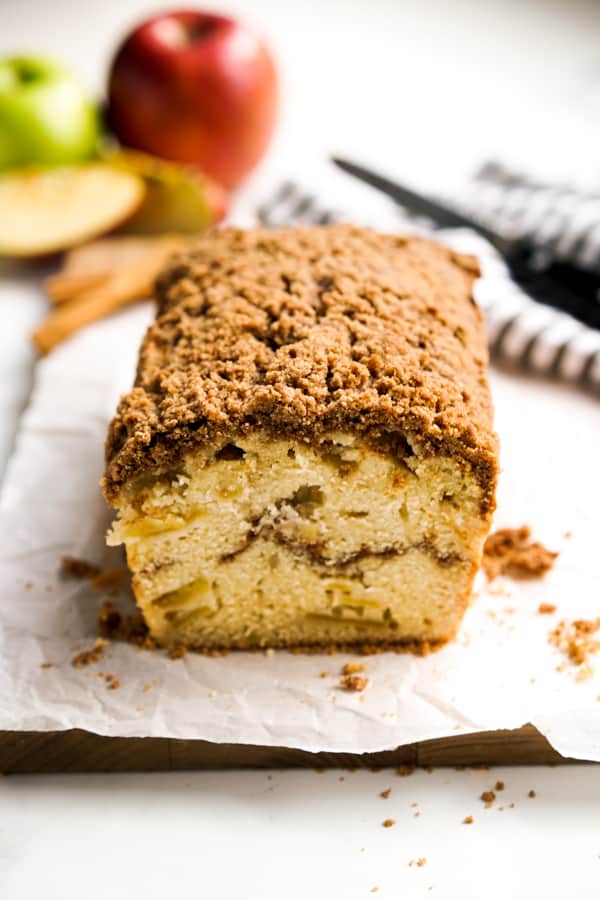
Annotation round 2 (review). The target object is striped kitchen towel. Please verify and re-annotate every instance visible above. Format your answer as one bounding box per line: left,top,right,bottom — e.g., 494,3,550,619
255,168,600,391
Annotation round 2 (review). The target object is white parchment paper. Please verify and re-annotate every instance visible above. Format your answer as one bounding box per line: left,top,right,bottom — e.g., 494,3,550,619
1,240,599,760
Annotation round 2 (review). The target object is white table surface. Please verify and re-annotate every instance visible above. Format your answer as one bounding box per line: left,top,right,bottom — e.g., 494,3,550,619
2,1,600,896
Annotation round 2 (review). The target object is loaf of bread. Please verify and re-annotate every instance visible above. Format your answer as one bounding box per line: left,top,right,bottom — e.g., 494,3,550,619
104,225,498,651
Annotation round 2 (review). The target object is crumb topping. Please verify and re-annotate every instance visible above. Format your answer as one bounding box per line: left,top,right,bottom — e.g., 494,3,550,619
482,526,558,580
548,617,600,668
59,556,100,579
340,673,368,692
104,225,497,503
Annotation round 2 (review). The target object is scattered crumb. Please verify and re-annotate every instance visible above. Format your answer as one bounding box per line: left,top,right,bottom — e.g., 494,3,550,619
396,764,415,777
463,815,474,825
338,776,345,782
40,661,54,669
549,618,600,669
509,802,515,809
528,789,536,798
417,858,426,867
482,526,558,581
97,601,157,650
167,644,188,660
411,802,418,807
495,780,505,791
538,603,557,615
414,811,421,817
320,670,330,678
59,556,100,579
382,818,396,828
143,683,153,693
340,673,368,692
105,673,120,690
342,661,366,675
380,788,391,799
480,790,496,808
90,567,129,592
72,637,107,668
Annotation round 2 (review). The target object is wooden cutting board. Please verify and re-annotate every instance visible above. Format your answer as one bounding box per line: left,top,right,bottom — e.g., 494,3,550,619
0,725,581,774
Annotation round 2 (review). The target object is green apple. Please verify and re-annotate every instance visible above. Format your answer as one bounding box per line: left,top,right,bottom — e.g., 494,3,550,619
0,56,100,168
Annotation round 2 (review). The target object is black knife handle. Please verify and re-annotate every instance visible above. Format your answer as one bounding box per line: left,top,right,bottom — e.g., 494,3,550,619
505,241,600,330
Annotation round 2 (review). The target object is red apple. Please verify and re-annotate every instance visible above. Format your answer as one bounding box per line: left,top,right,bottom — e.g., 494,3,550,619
107,10,277,188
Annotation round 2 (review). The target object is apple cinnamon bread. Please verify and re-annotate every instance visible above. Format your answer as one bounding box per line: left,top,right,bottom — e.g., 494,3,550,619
104,225,498,651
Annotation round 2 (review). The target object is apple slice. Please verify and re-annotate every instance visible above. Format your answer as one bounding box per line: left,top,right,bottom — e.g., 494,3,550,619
0,164,145,258
106,150,228,234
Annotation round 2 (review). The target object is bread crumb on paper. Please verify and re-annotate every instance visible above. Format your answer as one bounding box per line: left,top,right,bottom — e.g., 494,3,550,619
380,788,391,799
482,526,558,581
538,603,557,615
72,637,107,668
59,556,100,579
463,815,474,824
40,661,54,669
549,617,600,670
382,818,396,828
340,673,368,692
528,789,536,798
480,790,496,808
342,662,366,675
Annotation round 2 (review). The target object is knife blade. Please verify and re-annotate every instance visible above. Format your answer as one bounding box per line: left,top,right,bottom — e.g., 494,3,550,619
331,156,600,330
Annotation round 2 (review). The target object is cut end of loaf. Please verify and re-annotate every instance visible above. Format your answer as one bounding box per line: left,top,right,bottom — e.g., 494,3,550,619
108,432,493,650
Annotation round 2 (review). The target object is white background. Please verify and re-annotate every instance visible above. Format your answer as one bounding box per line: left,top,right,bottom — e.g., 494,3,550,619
1,0,600,897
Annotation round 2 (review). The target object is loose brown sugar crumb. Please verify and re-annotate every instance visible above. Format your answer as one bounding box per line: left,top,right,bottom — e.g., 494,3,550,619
97,601,157,650
380,789,391,799
480,790,496,808
528,790,536,798
59,556,100,579
340,673,368,692
548,618,600,668
320,670,330,678
463,815,474,824
105,673,120,690
72,638,107,668
342,661,367,675
538,603,557,615
40,661,54,669
495,780,505,791
417,859,426,867
396,764,415,777
90,567,129,592
482,526,558,581
382,818,396,828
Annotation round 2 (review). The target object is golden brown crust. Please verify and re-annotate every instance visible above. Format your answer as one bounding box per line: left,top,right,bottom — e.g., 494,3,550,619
104,225,497,504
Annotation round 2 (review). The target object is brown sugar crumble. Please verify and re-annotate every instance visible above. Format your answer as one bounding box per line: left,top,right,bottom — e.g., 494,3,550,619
482,526,558,581
105,673,120,690
549,618,600,670
463,815,474,825
40,661,54,669
382,818,396,828
480,790,496,808
538,603,557,615
380,789,392,799
340,673,368,692
59,556,100,579
528,790,536,798
320,670,330,678
72,638,107,668
90,567,129,593
342,662,366,675
495,780,505,791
